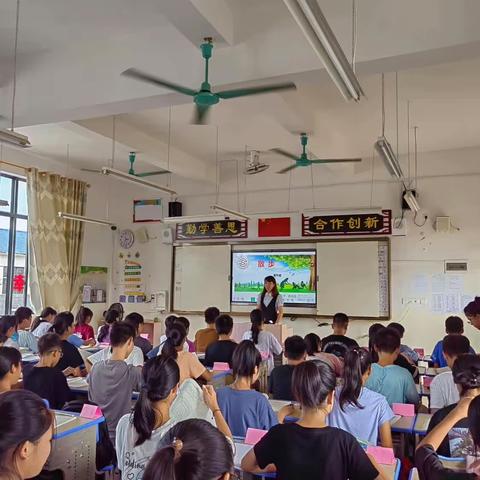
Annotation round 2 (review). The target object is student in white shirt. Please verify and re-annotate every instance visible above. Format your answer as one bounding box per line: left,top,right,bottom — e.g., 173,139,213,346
86,343,144,371
15,307,38,353
430,334,471,412
31,307,57,338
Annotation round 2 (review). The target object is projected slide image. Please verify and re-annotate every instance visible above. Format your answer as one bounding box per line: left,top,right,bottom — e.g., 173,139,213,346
231,251,316,306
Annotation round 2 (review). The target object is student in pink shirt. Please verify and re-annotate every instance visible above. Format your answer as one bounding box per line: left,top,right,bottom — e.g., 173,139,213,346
74,307,94,341
304,333,344,377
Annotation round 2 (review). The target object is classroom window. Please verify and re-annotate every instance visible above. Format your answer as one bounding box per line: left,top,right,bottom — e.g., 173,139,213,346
0,174,31,314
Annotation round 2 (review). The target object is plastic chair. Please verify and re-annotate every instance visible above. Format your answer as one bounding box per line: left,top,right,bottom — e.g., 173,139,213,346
408,467,419,480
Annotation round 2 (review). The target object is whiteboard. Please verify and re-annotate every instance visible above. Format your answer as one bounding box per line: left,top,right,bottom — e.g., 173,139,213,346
173,245,231,312
316,240,389,318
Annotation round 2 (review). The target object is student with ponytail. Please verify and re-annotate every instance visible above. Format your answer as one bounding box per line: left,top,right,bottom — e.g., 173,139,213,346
0,346,22,393
74,306,95,342
31,307,57,338
143,419,234,480
243,308,282,374
97,309,120,344
160,323,212,384
0,390,54,480
328,348,394,447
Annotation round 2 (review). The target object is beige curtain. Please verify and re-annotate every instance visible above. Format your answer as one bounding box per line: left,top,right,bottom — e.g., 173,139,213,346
27,169,88,312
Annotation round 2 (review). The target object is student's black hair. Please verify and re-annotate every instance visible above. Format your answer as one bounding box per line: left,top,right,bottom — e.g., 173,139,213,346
133,356,180,447
387,322,405,338
0,390,53,479
304,333,322,356
0,315,17,337
49,311,74,336
97,309,120,343
215,314,233,336
75,306,93,326
464,297,480,317
37,333,63,356
107,302,124,320
468,395,480,449
452,354,480,396
445,316,464,334
333,312,349,327
284,335,307,361
164,314,178,331
339,347,372,411
292,360,336,409
249,308,263,344
14,306,33,323
31,307,57,333
261,275,279,298
0,346,21,380
175,316,190,332
110,322,136,347
373,327,400,354
442,334,471,358
231,340,261,378
161,323,187,361
143,419,234,480
368,323,386,361
124,312,145,335
204,306,220,325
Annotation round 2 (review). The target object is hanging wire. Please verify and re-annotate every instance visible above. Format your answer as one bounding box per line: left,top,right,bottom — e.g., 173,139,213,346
167,107,172,187
309,164,315,209
215,126,220,205
105,115,116,222
407,100,411,186
351,0,357,73
243,145,247,213
381,73,385,137
10,0,20,131
287,169,292,212
369,146,375,207
414,125,418,191
236,156,240,211
395,72,399,160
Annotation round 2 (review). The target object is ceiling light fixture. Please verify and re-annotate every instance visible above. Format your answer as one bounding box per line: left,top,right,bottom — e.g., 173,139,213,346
101,167,177,195
403,190,420,213
58,212,117,230
0,129,30,148
211,204,250,220
374,136,404,181
283,0,364,101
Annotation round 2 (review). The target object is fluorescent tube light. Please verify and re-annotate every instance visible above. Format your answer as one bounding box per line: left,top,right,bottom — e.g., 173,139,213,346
211,204,250,220
0,129,31,148
58,212,117,230
283,0,364,101
101,167,177,195
403,190,420,213
163,214,227,224
374,136,404,181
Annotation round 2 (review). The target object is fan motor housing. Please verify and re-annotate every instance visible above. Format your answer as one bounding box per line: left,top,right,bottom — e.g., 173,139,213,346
195,92,219,106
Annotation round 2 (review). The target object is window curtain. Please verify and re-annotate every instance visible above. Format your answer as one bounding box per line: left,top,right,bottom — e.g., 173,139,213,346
26,169,88,312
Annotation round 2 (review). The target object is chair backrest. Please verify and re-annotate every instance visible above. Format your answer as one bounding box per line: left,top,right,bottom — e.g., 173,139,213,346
408,467,419,480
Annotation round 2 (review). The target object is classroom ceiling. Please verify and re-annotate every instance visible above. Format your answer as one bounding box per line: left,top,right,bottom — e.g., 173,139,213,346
1,0,480,185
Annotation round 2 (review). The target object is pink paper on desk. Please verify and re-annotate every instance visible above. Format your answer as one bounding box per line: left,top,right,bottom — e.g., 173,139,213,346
414,348,425,357
245,428,268,445
140,333,150,340
366,446,396,465
392,403,415,417
80,404,102,420
260,351,270,361
212,362,230,371
423,376,433,387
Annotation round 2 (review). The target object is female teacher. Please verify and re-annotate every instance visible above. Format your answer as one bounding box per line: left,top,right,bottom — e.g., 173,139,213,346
464,297,480,329
257,275,284,324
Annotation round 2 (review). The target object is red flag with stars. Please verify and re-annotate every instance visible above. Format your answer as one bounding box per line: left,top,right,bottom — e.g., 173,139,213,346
258,217,291,237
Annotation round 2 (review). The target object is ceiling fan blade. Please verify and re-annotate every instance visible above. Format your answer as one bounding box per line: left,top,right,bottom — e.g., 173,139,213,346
270,148,298,161
310,158,362,164
122,68,197,97
277,164,298,174
134,170,170,177
216,82,296,100
192,104,211,125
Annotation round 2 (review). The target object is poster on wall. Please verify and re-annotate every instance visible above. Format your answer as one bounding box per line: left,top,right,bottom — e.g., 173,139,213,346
118,258,145,303
176,219,248,240
133,199,162,223
231,250,316,306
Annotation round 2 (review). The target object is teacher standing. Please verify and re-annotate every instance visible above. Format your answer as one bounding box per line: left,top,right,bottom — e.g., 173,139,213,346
257,276,284,324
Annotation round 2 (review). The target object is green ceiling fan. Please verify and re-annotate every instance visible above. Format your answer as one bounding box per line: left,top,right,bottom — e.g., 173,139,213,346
122,38,297,125
271,133,362,174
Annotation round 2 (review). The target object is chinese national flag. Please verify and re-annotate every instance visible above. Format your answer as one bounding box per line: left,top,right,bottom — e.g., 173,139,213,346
258,217,291,237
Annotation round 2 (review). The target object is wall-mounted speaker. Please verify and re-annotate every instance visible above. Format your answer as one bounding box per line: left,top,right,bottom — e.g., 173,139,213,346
168,201,182,217
161,228,173,244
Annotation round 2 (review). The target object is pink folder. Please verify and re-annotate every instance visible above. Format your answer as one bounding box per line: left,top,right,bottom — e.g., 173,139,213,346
392,403,415,417
140,333,150,340
245,428,268,445
366,446,396,465
212,362,230,371
414,348,425,357
80,404,103,420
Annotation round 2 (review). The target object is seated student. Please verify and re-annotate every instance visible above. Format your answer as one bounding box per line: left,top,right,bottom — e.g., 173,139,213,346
217,340,277,437
153,315,187,356
23,333,72,410
416,395,480,479
242,309,282,374
97,309,120,344
175,316,195,352
328,348,394,447
204,314,237,368
321,312,359,358
432,316,475,368
430,335,471,412
124,312,153,358
304,332,344,377
0,346,22,393
49,312,84,377
160,323,212,384
143,419,234,480
388,322,419,363
15,307,38,354
195,306,220,353
365,327,419,406
88,322,143,444
269,335,307,401
0,390,54,480
74,306,95,342
116,356,231,479
426,354,480,458
242,361,386,480
0,315,19,349
31,307,57,338
464,297,480,330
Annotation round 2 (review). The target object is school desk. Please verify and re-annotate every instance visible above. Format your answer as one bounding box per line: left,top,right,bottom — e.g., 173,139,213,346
42,410,105,480
413,413,432,436
209,369,234,389
67,376,140,401
21,351,39,364
418,366,449,376
268,399,291,413
391,414,415,434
